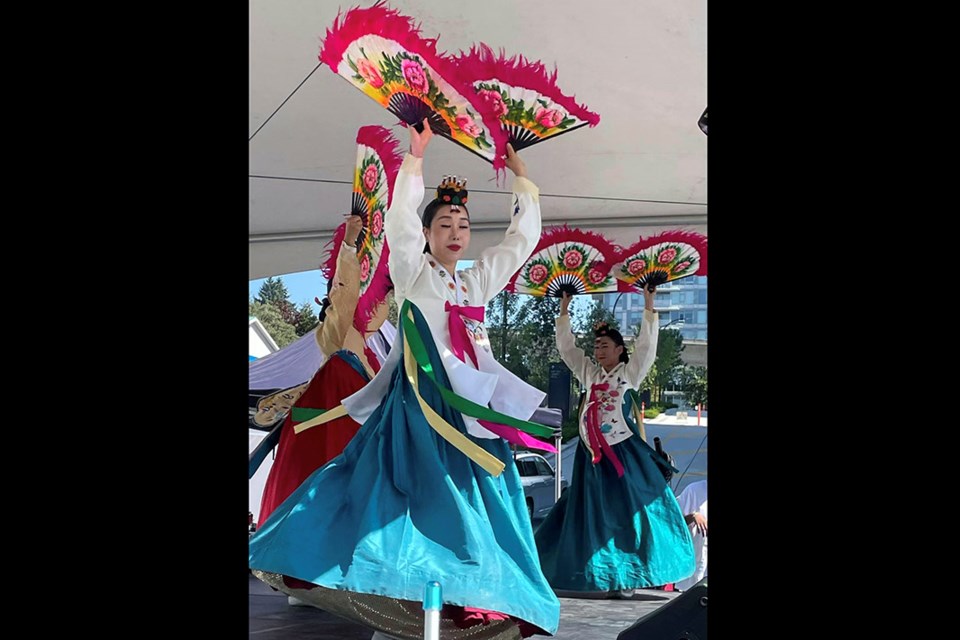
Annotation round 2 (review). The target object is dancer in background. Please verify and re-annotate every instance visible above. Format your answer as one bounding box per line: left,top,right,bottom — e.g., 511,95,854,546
534,289,695,597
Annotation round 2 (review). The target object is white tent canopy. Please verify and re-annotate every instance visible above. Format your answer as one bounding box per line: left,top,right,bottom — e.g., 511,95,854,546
250,0,706,280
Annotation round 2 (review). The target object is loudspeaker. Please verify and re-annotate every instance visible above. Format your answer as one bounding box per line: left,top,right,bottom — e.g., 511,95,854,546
617,579,707,640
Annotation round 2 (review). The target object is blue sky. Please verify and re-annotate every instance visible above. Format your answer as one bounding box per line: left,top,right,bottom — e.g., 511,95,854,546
250,268,329,313
249,260,592,315
249,261,480,314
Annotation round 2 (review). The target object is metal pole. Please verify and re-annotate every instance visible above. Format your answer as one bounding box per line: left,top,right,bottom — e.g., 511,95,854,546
554,431,563,501
501,293,507,361
423,581,441,640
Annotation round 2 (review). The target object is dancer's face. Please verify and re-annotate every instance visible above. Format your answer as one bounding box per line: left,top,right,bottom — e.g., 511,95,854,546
424,205,470,268
594,336,623,370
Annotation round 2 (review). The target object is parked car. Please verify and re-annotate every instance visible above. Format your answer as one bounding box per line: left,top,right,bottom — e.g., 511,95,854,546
515,451,568,519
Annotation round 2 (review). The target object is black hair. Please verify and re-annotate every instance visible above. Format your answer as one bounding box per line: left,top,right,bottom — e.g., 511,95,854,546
317,296,332,323
594,323,629,364
421,198,469,253
319,274,393,324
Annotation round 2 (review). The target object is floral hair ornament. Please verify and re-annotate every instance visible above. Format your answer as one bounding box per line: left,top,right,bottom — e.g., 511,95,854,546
437,175,468,210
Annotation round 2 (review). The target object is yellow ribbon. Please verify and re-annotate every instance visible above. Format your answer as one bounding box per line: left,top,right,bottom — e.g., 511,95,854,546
402,327,505,477
631,398,648,443
291,309,506,477
293,404,349,434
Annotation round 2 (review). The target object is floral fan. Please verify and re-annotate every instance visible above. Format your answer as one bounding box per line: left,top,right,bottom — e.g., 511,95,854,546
612,231,708,293
319,2,509,171
506,225,620,297
454,43,600,152
321,125,403,333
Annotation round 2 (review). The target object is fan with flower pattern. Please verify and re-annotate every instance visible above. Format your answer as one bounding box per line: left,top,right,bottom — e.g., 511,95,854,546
611,231,708,293
506,225,620,297
319,2,509,171
321,125,403,333
454,43,600,152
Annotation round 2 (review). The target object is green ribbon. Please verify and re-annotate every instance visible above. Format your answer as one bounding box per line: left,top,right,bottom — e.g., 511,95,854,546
401,301,555,439
291,407,328,422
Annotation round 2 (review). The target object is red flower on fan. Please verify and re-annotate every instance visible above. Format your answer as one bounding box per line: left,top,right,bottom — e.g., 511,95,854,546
562,250,583,269
658,247,677,264
371,210,383,237
362,164,378,193
675,260,691,272
357,58,384,88
535,107,565,129
529,263,549,285
478,89,508,117
360,253,371,281
401,59,428,93
588,267,606,284
455,114,482,138
627,258,646,275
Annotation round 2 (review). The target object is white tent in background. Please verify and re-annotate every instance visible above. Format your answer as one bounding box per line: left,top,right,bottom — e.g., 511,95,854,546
249,316,279,361
250,0,706,280
249,320,398,391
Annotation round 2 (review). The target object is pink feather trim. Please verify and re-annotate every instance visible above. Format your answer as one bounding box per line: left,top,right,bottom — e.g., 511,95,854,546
353,241,392,333
320,222,348,281
320,1,433,69
319,2,510,172
453,43,600,126
616,230,708,276
355,125,404,208
505,224,620,293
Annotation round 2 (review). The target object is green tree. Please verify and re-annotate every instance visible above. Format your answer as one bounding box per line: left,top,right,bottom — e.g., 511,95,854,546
573,296,617,354
257,276,290,306
294,301,319,337
514,296,561,391
250,300,298,348
485,290,520,361
651,328,684,405
681,365,708,408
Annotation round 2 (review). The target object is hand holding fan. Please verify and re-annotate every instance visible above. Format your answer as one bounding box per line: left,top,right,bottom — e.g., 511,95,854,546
506,225,620,297
321,125,403,333
612,231,708,293
319,2,509,170
454,43,600,152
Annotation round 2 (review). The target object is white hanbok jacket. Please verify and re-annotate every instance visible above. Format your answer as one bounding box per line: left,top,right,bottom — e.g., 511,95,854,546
555,310,658,453
342,154,546,438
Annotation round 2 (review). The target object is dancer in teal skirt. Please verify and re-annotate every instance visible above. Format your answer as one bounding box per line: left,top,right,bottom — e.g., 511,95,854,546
534,290,695,595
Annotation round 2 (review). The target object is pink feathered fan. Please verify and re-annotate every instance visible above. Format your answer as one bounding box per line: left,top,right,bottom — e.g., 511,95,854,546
454,43,600,151
319,2,509,170
506,225,620,297
321,125,403,333
612,231,708,293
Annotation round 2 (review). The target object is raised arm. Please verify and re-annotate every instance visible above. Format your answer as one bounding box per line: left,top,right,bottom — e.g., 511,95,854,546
470,144,542,302
623,286,659,387
384,119,431,300
555,292,592,386
316,215,363,356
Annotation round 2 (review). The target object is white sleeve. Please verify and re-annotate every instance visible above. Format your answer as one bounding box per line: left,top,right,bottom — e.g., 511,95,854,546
555,314,594,387
384,154,426,301
676,484,696,515
623,309,659,387
468,176,541,304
